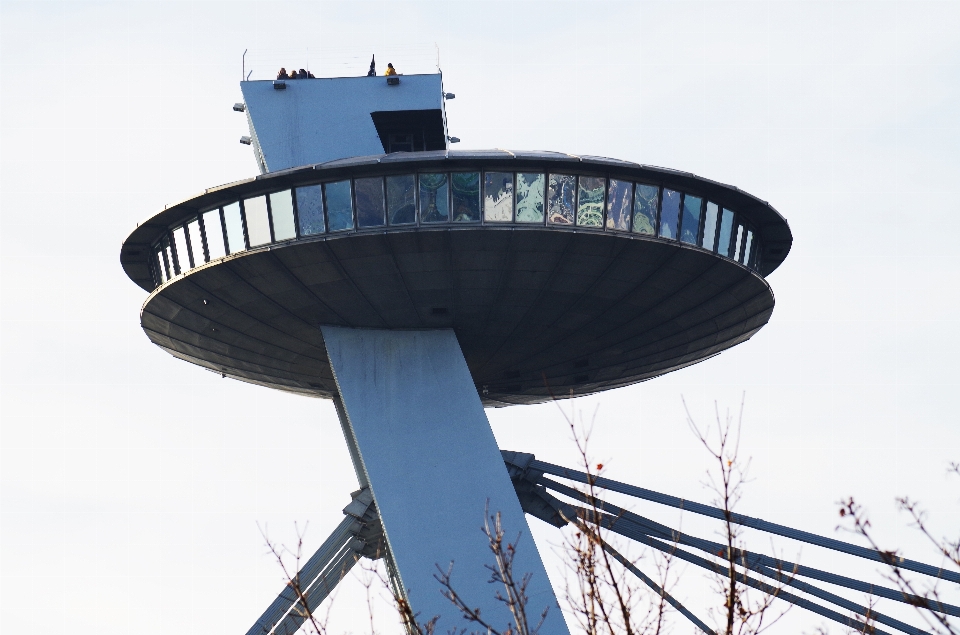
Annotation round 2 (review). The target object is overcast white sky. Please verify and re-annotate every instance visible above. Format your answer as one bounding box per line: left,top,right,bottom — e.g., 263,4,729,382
2,1,959,634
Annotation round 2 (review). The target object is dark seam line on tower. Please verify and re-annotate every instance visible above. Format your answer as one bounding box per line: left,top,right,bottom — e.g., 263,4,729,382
264,250,351,325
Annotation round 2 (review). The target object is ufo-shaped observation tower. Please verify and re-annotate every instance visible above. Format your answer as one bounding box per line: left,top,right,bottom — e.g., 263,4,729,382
120,71,803,634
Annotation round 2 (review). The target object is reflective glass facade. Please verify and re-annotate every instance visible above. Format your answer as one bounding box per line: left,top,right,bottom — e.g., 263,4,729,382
150,170,764,287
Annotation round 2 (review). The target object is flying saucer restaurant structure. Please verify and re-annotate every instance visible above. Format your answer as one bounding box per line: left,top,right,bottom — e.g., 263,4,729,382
120,72,791,634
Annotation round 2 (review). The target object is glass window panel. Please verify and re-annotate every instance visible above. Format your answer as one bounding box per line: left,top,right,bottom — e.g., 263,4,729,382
270,190,297,241
632,184,658,235
324,180,353,232
547,174,576,225
419,173,450,223
680,194,702,245
733,224,744,262
187,218,205,265
296,185,325,236
659,189,681,239
203,209,227,260
515,173,545,223
223,202,245,253
451,172,481,222
355,177,386,228
717,208,734,257
577,176,605,227
155,248,168,283
164,241,175,278
245,196,271,247
605,179,632,231
172,226,190,272
483,172,514,222
702,202,719,251
386,174,417,225
750,237,761,269
742,230,753,265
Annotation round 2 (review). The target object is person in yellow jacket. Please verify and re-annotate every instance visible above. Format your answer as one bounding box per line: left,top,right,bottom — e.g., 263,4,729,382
384,63,397,76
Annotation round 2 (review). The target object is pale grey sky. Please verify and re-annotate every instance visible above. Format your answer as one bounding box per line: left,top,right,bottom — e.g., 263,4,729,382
2,2,959,634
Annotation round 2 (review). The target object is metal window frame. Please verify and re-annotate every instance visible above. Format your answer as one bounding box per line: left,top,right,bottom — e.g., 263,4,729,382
449,171,482,224
604,178,633,233
322,179,355,233
659,187,682,241
353,176,387,229
418,171,453,225
545,172,576,226
513,171,547,226
384,173,419,227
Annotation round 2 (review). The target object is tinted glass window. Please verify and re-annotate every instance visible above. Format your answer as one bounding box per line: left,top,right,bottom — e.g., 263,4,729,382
605,179,632,231
717,208,734,257
419,173,450,223
633,184,658,235
733,224,744,261
451,172,480,222
172,226,190,272
223,202,246,253
484,172,513,222
355,178,386,228
386,174,417,225
295,185,324,236
156,247,168,283
659,189,681,239
577,177,605,227
245,196,271,246
164,241,175,278
325,180,353,232
702,202,719,251
187,218,205,265
547,174,576,225
203,209,226,260
270,190,297,241
680,194,702,245
516,173,545,223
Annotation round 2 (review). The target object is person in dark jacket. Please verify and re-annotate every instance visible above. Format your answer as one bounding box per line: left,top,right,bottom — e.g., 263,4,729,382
367,55,376,76
277,67,289,79
299,69,309,79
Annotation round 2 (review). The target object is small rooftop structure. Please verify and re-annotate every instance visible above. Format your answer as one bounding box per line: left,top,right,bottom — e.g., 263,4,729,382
240,73,449,173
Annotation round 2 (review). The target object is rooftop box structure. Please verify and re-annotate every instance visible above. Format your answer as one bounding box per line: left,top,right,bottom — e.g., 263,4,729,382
240,73,449,173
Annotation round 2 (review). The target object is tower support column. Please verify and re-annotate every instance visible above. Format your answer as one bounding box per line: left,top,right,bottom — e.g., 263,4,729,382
321,326,567,634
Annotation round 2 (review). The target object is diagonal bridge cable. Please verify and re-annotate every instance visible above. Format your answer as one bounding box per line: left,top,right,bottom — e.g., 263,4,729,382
530,459,960,584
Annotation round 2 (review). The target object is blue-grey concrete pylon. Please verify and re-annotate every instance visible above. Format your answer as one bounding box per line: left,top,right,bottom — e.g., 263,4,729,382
322,327,568,635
